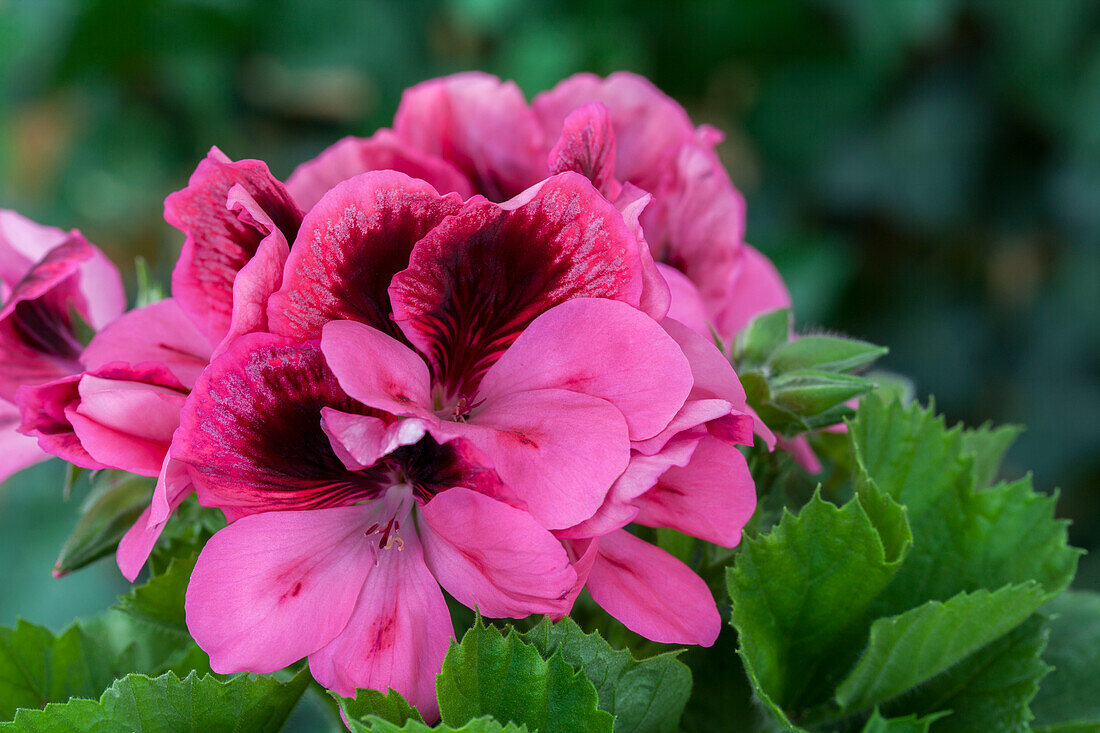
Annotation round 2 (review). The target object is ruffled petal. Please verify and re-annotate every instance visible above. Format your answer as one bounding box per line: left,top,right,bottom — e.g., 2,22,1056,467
166,147,302,343
390,172,644,397
394,72,545,201
268,171,462,342
173,333,382,516
419,488,576,618
586,529,720,646
287,130,474,211
548,102,620,199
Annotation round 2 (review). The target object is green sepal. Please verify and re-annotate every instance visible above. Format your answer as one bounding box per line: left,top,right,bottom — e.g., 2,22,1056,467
768,335,887,374
53,471,154,577
732,308,790,369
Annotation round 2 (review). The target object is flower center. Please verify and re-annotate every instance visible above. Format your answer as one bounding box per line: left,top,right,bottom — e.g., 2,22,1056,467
363,482,414,552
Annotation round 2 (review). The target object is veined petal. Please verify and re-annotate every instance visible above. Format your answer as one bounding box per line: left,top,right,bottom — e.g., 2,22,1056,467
309,528,452,720
548,102,620,199
287,130,474,211
185,505,378,673
533,72,699,189
81,299,212,389
390,172,644,398
586,529,721,646
173,333,382,516
268,171,462,342
419,488,577,618
166,147,302,344
633,435,755,547
477,298,691,441
448,388,629,529
393,72,545,201
0,210,69,289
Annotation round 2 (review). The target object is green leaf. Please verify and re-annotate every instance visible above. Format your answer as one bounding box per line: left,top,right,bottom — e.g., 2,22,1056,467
850,399,1079,613
114,554,196,637
727,485,911,717
834,583,1048,715
959,422,1023,489
0,620,122,721
1,670,309,732
520,616,692,733
886,614,1050,733
769,370,872,421
436,619,613,733
1030,591,1100,732
861,709,948,732
53,472,154,577
349,716,529,733
732,308,790,368
768,335,887,374
335,687,424,728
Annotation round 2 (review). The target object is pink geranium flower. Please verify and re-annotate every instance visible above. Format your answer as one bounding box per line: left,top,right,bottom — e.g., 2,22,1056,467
0,210,125,481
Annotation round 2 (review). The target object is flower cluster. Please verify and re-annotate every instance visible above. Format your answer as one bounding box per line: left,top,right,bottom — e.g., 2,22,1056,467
3,72,792,718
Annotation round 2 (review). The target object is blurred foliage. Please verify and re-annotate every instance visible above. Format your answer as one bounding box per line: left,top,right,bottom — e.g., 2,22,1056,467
0,0,1097,591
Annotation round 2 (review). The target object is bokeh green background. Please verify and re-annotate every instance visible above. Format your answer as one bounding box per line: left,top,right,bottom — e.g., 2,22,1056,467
2,0,1098,628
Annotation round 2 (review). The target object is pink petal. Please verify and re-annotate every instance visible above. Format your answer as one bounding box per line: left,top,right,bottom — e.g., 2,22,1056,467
320,320,434,418
0,400,47,482
0,210,69,288
477,298,691,441
659,264,711,339
69,367,187,476
82,299,213,390
286,130,474,211
116,453,194,581
0,237,97,400
320,408,427,471
393,72,546,201
185,505,378,673
166,147,302,344
633,435,755,547
389,172,644,398
779,434,824,475
15,375,107,470
587,529,721,646
661,317,746,404
449,388,629,530
715,244,792,341
548,102,621,199
615,184,670,323
644,143,745,322
268,171,463,342
532,72,699,189
174,333,384,517
308,528,452,720
419,488,577,618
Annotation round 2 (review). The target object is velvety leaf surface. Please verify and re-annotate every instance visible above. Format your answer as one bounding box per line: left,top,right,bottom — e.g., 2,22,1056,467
436,620,613,733
726,485,911,714
850,399,1079,613
0,669,309,732
520,616,692,732
884,614,1049,733
833,583,1047,715
1030,591,1100,732
53,473,154,576
335,687,425,728
860,709,947,733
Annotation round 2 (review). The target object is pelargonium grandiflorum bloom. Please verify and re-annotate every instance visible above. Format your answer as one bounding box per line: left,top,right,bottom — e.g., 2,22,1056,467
6,72,772,719
1,210,124,481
